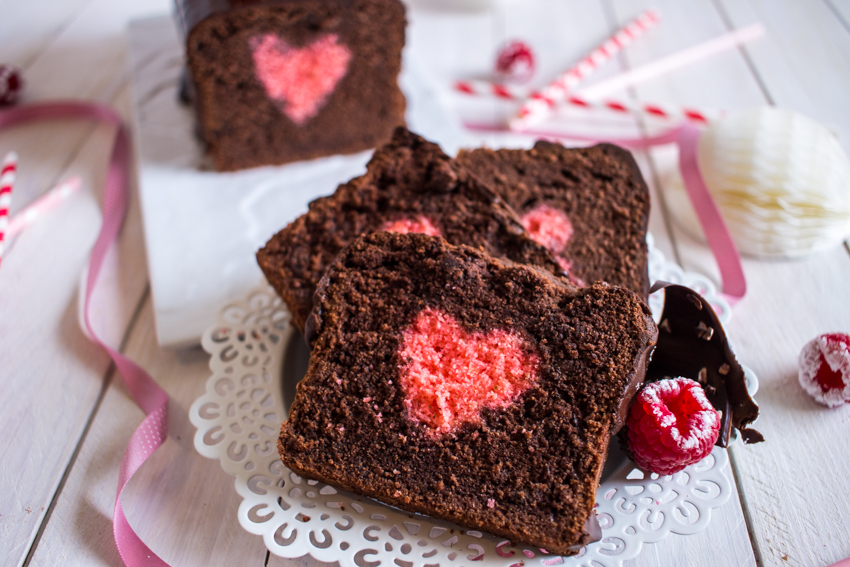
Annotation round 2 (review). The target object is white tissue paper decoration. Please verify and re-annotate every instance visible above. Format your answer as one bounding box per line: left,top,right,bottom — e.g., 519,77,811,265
666,107,850,258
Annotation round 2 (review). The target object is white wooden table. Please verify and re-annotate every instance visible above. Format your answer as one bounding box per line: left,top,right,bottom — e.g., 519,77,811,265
2,0,849,566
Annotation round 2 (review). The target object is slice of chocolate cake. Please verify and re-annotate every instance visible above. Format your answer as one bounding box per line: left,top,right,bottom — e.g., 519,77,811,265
257,127,570,333
178,0,406,171
456,142,651,299
279,232,658,555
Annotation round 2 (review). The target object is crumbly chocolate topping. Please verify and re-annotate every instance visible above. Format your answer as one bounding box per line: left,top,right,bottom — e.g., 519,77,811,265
279,232,657,555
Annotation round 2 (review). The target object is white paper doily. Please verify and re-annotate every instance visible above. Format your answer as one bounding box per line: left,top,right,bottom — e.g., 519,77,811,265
190,240,744,567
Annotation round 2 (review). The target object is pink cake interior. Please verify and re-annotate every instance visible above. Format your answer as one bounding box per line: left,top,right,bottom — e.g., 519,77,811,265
250,33,351,125
521,204,573,252
381,216,441,237
399,308,538,436
521,205,583,285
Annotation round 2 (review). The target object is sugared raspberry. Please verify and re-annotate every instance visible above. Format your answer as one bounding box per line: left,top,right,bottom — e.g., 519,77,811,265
627,378,721,475
495,41,535,83
798,333,850,407
0,64,23,106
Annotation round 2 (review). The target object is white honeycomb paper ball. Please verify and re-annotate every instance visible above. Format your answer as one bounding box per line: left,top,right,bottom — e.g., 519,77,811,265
666,107,850,258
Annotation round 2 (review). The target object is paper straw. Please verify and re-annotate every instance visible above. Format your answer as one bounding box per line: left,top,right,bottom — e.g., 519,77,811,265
577,23,766,99
560,93,715,124
454,79,532,100
455,80,715,124
0,151,18,266
511,9,660,129
6,175,81,238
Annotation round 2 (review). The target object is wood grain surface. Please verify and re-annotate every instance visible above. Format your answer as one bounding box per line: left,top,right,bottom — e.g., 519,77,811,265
1,0,848,566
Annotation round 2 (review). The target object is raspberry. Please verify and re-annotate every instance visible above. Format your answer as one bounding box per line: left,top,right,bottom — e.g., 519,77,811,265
798,333,850,408
0,64,23,106
627,378,721,475
495,41,535,83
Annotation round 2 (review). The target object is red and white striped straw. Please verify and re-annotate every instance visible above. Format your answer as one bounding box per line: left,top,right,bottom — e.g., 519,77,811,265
561,93,715,124
454,79,714,125
6,175,81,239
454,79,532,101
511,9,660,129
0,151,17,266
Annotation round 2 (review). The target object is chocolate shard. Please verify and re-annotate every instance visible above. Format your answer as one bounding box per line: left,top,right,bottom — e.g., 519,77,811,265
645,282,763,446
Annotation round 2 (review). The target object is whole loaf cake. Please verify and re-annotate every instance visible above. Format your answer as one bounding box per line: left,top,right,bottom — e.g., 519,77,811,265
177,0,407,170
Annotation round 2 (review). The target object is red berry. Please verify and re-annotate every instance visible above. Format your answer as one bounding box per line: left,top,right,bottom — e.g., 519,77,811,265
627,378,721,475
495,41,535,83
798,333,850,408
0,64,23,106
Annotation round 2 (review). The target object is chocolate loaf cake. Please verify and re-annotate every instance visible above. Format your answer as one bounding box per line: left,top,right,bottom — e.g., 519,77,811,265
178,0,406,171
279,232,657,555
257,128,570,333
456,142,651,299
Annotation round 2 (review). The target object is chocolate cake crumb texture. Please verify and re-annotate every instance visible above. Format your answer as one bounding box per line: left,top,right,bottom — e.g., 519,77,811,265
257,128,570,333
457,141,651,299
279,232,657,555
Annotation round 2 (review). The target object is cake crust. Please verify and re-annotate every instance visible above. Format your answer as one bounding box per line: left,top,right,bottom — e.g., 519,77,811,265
279,232,657,555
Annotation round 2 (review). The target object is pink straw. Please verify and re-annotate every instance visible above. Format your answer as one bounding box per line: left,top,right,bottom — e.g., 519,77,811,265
0,151,17,267
6,175,81,238
577,23,766,99
511,9,660,129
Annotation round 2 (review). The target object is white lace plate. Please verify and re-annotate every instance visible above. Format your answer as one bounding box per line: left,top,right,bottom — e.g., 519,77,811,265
190,240,754,567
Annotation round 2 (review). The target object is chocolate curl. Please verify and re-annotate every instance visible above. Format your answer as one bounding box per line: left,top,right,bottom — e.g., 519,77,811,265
647,282,763,446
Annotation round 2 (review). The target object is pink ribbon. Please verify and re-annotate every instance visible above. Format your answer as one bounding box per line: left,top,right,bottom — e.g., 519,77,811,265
464,121,747,303
0,101,170,567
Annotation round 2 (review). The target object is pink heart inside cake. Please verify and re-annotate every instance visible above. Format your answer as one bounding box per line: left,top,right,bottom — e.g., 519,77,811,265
521,204,583,284
399,308,538,436
250,33,352,125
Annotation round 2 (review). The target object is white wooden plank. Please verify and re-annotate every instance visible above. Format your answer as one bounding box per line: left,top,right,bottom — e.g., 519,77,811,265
608,1,850,566
28,298,271,567
724,249,850,567
0,0,94,71
0,116,132,567
608,0,767,110
7,1,849,567
0,80,151,565
597,2,761,565
717,0,850,153
0,0,170,215
422,0,679,261
628,470,756,567
828,0,850,27
0,0,168,561
608,0,771,281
